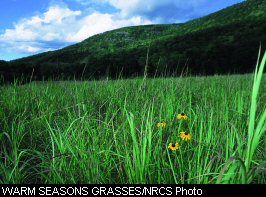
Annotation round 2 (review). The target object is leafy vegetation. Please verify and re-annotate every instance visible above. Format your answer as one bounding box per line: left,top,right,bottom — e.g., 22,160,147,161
0,52,265,183
1,0,266,83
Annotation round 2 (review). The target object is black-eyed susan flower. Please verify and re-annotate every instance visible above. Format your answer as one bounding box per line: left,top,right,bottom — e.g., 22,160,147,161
161,121,166,127
177,113,188,120
180,131,192,141
157,121,166,128
168,143,179,151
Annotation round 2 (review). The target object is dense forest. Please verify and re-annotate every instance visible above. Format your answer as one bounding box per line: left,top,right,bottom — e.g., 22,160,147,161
0,0,266,83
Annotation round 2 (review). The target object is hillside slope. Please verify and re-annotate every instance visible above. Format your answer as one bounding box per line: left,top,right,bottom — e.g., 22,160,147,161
1,0,266,81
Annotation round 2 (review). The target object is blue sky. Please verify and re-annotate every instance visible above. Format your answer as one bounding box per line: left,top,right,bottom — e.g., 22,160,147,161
0,0,245,61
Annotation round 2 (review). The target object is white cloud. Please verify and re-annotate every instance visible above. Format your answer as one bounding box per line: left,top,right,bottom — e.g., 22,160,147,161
43,5,81,24
1,6,81,43
0,5,81,53
97,0,209,19
0,4,152,54
67,12,151,42
17,45,42,53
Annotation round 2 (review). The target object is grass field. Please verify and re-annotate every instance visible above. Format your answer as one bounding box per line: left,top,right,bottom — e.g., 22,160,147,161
0,54,266,184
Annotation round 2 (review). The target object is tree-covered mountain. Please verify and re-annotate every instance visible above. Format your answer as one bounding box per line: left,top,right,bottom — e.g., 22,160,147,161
1,0,266,82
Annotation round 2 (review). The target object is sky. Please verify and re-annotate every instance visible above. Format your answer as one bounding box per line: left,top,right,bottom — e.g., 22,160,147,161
0,0,246,61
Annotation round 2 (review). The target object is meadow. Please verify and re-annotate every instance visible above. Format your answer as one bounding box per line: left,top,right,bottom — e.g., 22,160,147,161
0,54,266,184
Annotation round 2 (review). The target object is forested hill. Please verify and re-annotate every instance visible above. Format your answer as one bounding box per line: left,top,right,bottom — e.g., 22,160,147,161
1,0,266,82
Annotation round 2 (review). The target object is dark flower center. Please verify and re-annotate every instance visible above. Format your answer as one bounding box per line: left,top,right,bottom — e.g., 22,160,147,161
181,113,185,116
172,144,176,147
185,132,189,135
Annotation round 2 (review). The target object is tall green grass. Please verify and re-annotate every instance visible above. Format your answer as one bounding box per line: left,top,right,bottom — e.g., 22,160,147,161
0,54,265,184
217,51,266,183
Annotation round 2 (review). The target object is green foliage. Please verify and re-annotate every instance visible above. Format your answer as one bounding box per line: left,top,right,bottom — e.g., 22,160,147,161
0,72,265,183
216,50,266,184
